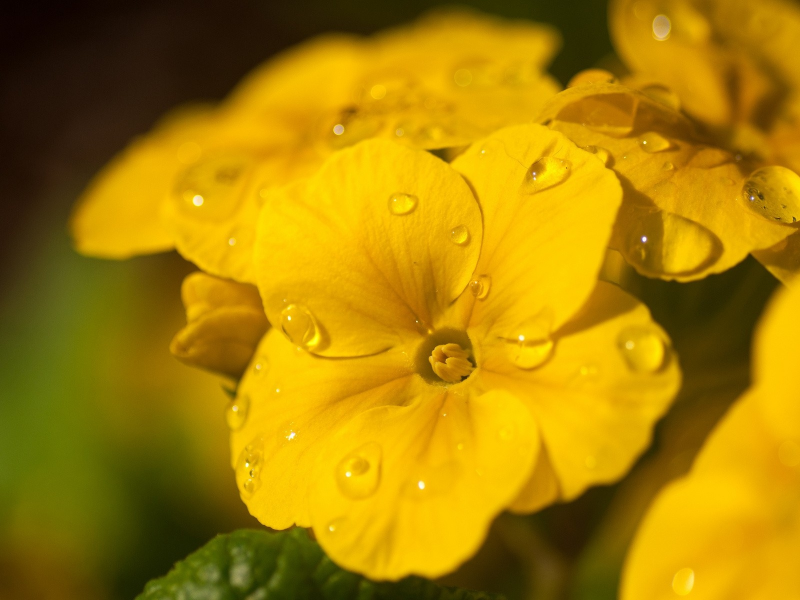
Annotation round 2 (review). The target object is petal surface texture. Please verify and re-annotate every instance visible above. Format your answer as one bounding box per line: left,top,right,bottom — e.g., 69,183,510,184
255,139,482,357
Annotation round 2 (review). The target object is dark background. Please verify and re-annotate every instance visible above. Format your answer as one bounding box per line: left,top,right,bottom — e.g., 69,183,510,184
0,1,617,599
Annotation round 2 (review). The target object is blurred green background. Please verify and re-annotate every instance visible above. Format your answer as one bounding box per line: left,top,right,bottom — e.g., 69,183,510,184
0,0,778,599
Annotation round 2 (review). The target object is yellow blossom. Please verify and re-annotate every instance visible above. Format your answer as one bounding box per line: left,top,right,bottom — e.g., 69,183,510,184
229,126,681,579
608,0,800,283
70,10,561,284
621,281,800,600
538,81,798,281
170,272,269,379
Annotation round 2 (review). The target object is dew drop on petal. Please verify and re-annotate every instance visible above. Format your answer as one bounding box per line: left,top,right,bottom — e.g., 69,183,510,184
243,477,261,494
652,14,672,40
449,225,470,245
617,325,668,373
388,192,418,215
469,275,491,300
239,442,263,495
623,210,722,276
640,84,681,111
522,157,571,194
252,357,269,377
581,145,612,166
639,131,672,153
280,304,321,350
326,517,346,534
567,69,618,88
663,162,675,171
672,568,695,596
335,442,382,499
226,395,250,431
174,153,253,220
740,166,800,224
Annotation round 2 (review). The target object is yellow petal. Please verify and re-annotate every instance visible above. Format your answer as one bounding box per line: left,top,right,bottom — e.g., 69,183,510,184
753,230,800,285
622,391,800,600
309,388,538,580
451,124,623,339
70,105,217,258
540,83,795,281
230,329,415,529
508,445,560,513
475,281,681,500
255,139,482,357
169,272,268,378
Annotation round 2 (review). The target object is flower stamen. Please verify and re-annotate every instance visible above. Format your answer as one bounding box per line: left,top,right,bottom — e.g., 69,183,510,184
428,343,474,383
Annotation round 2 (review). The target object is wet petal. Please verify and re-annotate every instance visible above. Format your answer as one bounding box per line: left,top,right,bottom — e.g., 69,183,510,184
309,388,538,580
230,329,416,529
475,282,681,500
255,139,482,357
753,231,800,286
452,124,623,340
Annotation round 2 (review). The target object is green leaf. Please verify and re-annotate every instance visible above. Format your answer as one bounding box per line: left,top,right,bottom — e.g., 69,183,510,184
137,528,505,600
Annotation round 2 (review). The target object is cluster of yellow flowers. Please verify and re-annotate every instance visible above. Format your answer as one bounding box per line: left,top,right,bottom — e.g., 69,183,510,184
70,0,799,596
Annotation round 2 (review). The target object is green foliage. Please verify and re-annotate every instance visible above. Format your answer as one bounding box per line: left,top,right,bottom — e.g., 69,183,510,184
137,528,505,600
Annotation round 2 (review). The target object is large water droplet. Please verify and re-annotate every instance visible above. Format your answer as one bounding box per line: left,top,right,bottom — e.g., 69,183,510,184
622,210,722,277
280,304,321,350
639,131,672,153
174,153,253,220
567,69,618,88
335,442,382,500
449,225,471,245
239,442,263,495
617,325,668,373
672,568,695,596
506,316,556,370
522,157,571,194
226,395,250,431
740,166,800,224
469,275,491,300
388,192,418,216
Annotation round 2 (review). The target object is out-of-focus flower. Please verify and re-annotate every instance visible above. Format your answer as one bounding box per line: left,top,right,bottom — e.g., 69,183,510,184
621,282,800,599
609,0,800,284
227,126,681,579
170,272,269,379
538,80,797,281
70,10,561,284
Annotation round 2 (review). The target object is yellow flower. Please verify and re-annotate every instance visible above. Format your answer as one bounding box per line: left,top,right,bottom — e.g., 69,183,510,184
608,0,800,284
621,282,800,600
70,10,561,284
229,126,681,579
539,80,799,281
169,272,269,379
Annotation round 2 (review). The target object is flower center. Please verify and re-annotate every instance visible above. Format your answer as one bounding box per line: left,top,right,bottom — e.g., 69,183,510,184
428,343,474,383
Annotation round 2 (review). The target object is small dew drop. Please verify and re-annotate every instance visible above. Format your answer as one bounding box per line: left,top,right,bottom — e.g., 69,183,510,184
243,477,261,494
449,225,471,246
581,145,612,166
239,443,263,495
739,166,800,224
388,192,418,216
326,518,346,534
567,69,618,88
672,568,695,596
174,153,252,220
663,162,675,171
639,132,672,153
617,325,668,373
335,443,382,499
280,304,321,350
332,124,345,136
228,237,237,246
252,357,269,376
522,157,571,194
652,14,672,40
225,395,250,431
469,274,491,300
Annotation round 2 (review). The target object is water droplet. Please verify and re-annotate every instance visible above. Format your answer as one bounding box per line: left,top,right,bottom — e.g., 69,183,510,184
623,210,722,276
332,124,345,135
522,157,571,194
326,517,346,534
238,442,263,495
567,69,618,88
449,225,470,245
174,153,253,220
226,395,250,431
252,357,269,377
639,132,672,153
505,313,556,370
404,462,459,500
281,423,298,443
652,14,672,40
335,442,382,499
672,568,695,596
581,145,612,166
388,192,418,216
280,304,321,350
617,325,668,373
740,166,800,224
640,84,681,110
228,237,237,246
243,477,261,494
778,440,800,467
370,84,386,100
663,162,674,171
469,275,491,300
